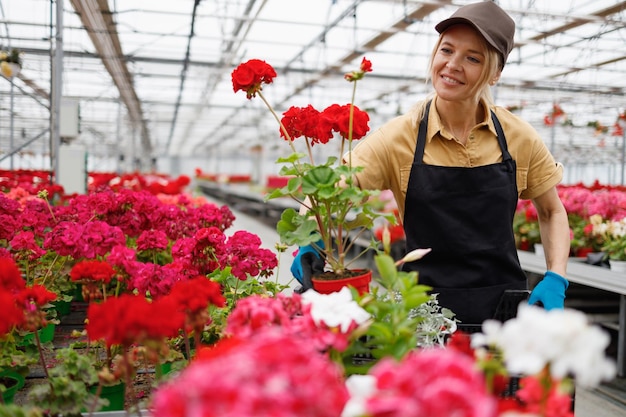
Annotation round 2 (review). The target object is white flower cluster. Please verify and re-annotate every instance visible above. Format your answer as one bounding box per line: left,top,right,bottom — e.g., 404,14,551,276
301,287,372,332
605,218,626,239
473,304,616,387
590,214,626,239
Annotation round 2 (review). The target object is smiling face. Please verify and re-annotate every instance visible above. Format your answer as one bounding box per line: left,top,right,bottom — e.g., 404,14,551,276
430,24,498,105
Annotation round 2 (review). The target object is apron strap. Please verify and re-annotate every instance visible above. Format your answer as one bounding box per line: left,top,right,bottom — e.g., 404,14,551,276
413,100,431,165
415,100,512,164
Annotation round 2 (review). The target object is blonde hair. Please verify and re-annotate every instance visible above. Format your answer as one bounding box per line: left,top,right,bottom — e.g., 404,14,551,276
410,27,502,125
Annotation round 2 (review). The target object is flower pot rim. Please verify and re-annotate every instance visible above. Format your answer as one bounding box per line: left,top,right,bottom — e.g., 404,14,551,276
311,268,372,282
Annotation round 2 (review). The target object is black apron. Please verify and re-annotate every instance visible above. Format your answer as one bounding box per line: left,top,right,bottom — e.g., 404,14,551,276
403,101,527,324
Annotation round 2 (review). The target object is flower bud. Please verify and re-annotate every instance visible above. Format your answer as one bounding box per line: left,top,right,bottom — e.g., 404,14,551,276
399,248,432,264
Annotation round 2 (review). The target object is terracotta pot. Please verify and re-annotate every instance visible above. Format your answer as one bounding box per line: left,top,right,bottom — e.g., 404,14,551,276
311,269,372,295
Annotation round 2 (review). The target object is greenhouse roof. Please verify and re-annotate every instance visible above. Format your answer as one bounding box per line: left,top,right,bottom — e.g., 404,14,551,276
0,0,624,169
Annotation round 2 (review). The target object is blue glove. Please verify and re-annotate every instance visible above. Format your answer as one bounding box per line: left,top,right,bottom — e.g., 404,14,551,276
528,271,569,310
291,241,325,289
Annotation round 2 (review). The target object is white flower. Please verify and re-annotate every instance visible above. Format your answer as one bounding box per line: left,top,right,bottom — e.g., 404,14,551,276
301,287,371,332
472,304,616,387
341,375,377,417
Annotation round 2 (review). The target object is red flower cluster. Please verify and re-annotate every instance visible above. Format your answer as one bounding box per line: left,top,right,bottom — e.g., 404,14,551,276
0,169,63,198
70,259,116,284
231,58,277,99
280,103,370,144
0,291,24,334
168,277,226,335
89,172,191,196
0,258,56,333
169,277,225,315
87,294,184,348
0,256,26,293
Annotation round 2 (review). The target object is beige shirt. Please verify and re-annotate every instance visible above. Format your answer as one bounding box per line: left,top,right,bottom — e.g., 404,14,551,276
349,96,563,222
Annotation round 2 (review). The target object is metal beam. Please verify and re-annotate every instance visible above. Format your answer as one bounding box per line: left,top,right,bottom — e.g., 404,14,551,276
69,0,152,156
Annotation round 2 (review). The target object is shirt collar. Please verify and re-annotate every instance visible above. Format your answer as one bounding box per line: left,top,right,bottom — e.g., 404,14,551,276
426,96,497,142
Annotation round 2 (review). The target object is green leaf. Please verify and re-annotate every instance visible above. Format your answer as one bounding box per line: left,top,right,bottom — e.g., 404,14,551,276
301,166,339,195
344,212,375,230
402,293,432,310
374,254,397,285
286,176,303,194
275,209,320,246
276,152,306,164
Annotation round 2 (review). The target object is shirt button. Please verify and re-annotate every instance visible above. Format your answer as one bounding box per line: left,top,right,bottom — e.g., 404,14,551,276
469,134,474,140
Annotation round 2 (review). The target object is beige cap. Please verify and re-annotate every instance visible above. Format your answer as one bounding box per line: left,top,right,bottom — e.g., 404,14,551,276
435,1,515,68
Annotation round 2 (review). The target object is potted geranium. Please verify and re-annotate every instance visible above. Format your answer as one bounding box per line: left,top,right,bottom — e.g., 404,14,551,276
593,216,626,271
231,58,394,291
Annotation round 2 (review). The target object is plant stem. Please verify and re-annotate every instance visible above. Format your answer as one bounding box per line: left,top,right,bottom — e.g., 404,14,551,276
258,91,296,153
87,383,103,417
39,253,61,287
34,328,50,380
193,330,202,360
345,79,359,181
183,334,192,364
123,349,141,417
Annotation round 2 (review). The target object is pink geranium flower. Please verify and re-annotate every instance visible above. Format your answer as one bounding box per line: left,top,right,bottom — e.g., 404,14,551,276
357,348,497,417
151,330,349,417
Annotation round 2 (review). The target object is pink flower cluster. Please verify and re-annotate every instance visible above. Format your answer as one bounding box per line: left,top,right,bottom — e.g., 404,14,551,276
225,293,353,352
151,330,349,417
363,349,496,417
0,186,278,300
559,185,626,221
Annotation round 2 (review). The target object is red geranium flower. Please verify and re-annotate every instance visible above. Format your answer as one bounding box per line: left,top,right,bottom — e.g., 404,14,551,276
169,276,225,314
0,290,24,334
280,105,334,145
0,257,26,293
322,103,370,140
168,276,226,336
87,294,184,348
16,284,57,308
70,259,116,284
231,59,277,99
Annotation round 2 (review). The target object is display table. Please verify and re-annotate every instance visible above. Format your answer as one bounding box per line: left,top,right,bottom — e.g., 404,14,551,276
517,250,626,377
196,180,300,221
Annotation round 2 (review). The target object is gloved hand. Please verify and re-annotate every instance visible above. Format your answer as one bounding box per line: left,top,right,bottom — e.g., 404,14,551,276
528,270,569,310
291,241,325,292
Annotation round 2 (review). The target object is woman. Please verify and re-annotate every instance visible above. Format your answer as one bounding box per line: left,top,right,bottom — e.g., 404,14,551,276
348,1,571,324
